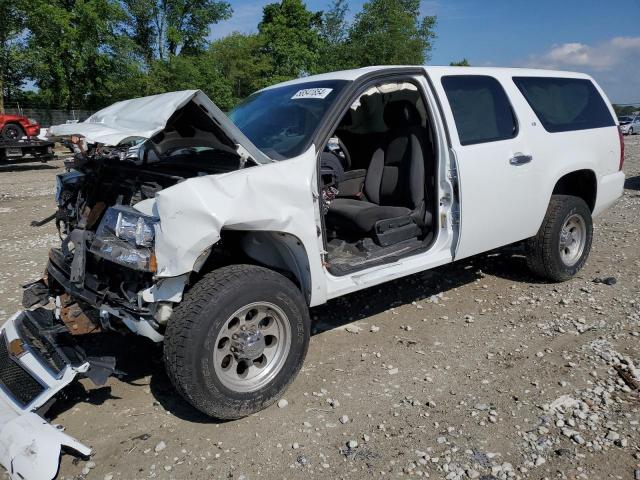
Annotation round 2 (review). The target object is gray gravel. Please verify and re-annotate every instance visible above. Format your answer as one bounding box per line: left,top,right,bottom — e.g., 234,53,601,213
0,137,639,479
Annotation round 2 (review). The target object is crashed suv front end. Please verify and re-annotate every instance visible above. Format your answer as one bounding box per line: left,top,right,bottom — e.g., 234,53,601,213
0,89,277,479
26,90,270,343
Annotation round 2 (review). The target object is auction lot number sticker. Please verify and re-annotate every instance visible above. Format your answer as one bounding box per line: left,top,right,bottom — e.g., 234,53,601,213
291,88,333,100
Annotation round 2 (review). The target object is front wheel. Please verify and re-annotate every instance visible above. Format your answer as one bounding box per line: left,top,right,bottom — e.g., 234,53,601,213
526,195,593,282
629,127,634,135
164,265,310,419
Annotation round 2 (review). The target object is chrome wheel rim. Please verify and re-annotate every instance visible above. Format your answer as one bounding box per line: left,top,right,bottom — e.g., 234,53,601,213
213,302,291,393
559,213,586,266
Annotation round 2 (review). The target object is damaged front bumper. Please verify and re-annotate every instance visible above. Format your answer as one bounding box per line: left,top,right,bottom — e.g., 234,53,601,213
0,310,91,480
42,247,166,342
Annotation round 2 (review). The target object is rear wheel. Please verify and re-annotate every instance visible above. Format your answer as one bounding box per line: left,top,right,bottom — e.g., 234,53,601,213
164,264,310,419
526,195,593,281
1,123,25,140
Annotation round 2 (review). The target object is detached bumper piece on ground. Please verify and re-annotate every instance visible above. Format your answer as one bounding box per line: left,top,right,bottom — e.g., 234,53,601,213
0,309,112,480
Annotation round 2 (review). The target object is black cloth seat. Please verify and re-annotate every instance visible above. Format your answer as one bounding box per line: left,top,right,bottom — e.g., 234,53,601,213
327,199,411,233
326,100,430,241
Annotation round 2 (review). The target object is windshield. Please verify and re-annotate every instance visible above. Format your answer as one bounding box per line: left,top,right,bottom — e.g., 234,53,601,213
228,80,349,160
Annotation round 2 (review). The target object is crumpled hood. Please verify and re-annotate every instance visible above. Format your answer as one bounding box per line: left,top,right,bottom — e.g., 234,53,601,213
47,90,270,164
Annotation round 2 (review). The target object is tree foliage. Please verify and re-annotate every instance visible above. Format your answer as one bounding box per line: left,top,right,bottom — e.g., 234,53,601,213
450,58,470,66
7,0,439,111
0,0,28,111
208,33,271,103
257,0,322,83
316,0,351,72
22,0,135,109
347,0,436,67
613,104,639,116
123,0,232,61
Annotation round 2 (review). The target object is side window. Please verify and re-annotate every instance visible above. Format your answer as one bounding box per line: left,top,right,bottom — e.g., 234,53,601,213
512,77,615,133
441,75,517,146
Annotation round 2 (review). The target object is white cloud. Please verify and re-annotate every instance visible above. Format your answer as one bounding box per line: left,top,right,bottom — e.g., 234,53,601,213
525,36,640,72
523,37,640,103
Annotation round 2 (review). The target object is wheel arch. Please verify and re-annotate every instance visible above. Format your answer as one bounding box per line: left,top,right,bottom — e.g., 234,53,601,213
2,122,25,133
198,230,313,305
551,169,597,212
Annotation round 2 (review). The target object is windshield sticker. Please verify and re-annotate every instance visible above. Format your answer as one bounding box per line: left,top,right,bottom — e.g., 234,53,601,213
291,88,333,100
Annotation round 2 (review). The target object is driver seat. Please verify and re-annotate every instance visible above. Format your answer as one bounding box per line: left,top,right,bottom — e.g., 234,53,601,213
326,100,430,246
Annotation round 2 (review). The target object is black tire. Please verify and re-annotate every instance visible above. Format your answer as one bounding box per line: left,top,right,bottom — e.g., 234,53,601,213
630,127,634,135
163,264,310,419
1,123,25,140
526,194,593,282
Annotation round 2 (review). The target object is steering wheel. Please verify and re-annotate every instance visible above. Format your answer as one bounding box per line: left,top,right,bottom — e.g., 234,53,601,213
325,136,351,170
336,137,351,169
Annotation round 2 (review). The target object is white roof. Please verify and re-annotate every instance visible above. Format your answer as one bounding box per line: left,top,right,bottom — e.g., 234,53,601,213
262,65,592,90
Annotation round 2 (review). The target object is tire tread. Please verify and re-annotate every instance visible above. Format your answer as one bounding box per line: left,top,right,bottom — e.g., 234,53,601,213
163,264,309,419
526,194,592,282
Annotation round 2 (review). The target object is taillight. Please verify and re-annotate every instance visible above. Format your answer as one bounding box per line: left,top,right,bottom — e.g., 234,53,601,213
618,126,625,171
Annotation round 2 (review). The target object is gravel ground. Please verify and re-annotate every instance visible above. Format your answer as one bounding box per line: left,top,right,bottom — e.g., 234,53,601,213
1,137,639,480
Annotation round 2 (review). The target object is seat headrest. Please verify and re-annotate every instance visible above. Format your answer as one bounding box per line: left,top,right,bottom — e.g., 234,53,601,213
383,100,421,129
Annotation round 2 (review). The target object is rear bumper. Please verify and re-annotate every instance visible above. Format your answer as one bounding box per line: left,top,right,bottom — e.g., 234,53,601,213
0,311,91,480
593,171,625,217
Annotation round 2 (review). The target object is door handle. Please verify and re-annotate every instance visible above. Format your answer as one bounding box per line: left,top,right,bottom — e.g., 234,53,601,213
509,154,532,166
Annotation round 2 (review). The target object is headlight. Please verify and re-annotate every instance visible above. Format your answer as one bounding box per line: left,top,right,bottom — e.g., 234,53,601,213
98,206,158,247
55,171,85,205
91,206,159,271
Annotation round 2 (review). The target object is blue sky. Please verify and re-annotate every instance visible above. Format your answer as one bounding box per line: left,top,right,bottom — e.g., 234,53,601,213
210,0,640,104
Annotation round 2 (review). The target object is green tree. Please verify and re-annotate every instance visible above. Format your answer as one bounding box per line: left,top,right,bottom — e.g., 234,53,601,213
317,0,352,72
450,58,470,66
613,105,638,116
347,0,436,67
146,55,234,110
0,0,28,112
123,0,157,63
23,0,137,109
258,0,322,84
123,0,232,61
208,33,271,103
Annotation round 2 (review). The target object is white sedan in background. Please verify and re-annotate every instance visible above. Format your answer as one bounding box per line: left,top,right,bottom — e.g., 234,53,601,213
620,115,640,135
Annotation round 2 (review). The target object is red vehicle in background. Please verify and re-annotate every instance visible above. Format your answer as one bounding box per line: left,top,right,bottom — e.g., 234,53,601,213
0,113,41,139
0,114,53,163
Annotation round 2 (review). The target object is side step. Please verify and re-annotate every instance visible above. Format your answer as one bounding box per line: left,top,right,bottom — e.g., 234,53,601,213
0,310,91,480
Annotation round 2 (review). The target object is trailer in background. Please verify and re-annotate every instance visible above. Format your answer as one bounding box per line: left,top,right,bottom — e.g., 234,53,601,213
0,138,56,163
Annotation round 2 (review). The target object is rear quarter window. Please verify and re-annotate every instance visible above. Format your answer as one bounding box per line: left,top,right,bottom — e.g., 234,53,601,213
512,77,614,133
441,75,518,146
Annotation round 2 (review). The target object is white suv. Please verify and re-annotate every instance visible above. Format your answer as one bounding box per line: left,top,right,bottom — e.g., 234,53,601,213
0,66,625,475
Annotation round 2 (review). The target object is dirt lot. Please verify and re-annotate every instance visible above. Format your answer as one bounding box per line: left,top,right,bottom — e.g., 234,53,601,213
1,138,639,480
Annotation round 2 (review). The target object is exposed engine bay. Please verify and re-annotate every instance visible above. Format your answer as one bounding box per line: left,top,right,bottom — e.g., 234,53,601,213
26,92,259,342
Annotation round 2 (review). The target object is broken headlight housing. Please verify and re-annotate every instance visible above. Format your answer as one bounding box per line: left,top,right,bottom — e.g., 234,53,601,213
90,206,159,272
